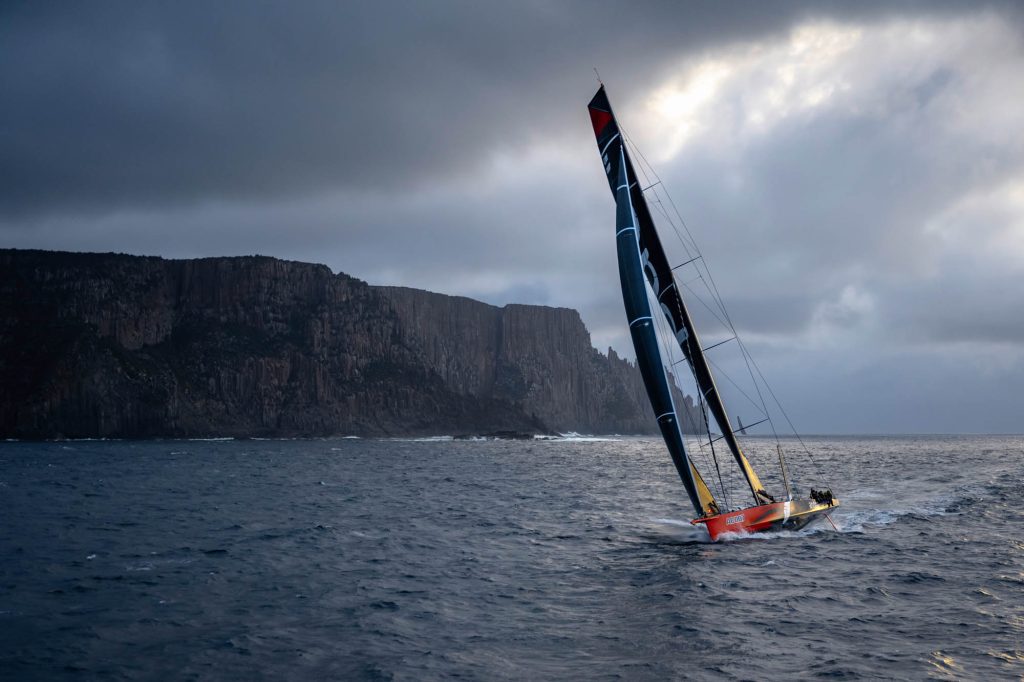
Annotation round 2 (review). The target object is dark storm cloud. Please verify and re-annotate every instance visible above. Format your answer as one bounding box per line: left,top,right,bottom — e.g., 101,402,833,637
3,1,1023,433
0,0,1000,217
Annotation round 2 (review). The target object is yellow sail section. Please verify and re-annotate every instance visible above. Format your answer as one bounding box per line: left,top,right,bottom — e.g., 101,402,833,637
736,448,774,503
689,463,720,515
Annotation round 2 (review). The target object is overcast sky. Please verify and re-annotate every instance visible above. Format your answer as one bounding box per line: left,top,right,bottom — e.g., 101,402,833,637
3,1,1023,433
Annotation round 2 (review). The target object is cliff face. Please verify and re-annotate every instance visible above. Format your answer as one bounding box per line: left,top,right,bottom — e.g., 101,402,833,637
0,249,702,439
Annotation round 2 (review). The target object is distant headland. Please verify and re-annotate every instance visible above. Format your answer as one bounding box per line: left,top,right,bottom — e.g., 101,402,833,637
0,249,704,439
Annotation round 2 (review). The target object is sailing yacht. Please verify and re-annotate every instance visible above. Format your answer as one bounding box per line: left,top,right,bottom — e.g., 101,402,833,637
587,85,838,540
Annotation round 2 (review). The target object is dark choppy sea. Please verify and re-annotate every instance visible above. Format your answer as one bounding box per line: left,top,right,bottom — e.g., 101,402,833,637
1,435,1022,680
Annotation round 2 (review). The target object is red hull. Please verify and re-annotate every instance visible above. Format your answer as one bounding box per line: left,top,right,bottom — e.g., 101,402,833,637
692,498,838,541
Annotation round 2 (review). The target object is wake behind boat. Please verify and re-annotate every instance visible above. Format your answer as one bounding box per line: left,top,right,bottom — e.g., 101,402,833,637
587,84,838,541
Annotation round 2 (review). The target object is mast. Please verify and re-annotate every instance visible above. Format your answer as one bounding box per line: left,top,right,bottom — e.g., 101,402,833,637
588,85,772,507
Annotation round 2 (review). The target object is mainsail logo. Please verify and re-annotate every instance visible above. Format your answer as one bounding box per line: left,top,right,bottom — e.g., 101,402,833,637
662,302,690,345
640,248,660,292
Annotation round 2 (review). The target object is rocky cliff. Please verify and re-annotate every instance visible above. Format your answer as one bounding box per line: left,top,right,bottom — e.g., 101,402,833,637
0,249,703,439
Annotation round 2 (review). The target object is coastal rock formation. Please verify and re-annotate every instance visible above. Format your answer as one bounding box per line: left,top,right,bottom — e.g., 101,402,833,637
0,249,704,439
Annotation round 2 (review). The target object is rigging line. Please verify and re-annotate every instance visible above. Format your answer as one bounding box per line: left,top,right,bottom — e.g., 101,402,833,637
672,234,778,450
623,123,826,493
686,258,736,328
624,142,720,506
620,132,700,261
644,189,674,225
649,284,729,505
645,190,699,259
734,336,826,490
642,186,673,221
680,397,724,502
675,361,727,503
697,254,741,331
692,271,779,440
697,381,729,508
679,280,731,331
705,355,769,418
622,134,660,204
625,134,703,259
694,268,735,332
633,161,741,350
687,277,733,333
740,342,833,490
651,285,726,504
663,230,781,482
652,170,708,272
669,217,786,459
683,307,779,483
638,170,697,252
725,333,787,492
627,138,744,335
679,235,735,326
683,409,712,460
734,336,781,440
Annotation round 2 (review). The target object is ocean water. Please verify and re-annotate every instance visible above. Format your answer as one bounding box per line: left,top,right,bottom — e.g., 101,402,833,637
0,435,1021,680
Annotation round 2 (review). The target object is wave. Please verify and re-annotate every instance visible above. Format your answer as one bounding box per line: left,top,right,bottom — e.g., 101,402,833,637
535,432,623,442
647,517,712,543
835,504,952,533
832,482,988,533
386,433,624,443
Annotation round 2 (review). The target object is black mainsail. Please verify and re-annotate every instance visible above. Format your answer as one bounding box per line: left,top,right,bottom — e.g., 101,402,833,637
588,85,772,512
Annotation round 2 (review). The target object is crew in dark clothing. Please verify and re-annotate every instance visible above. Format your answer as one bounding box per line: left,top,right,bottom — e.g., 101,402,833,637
810,488,835,506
